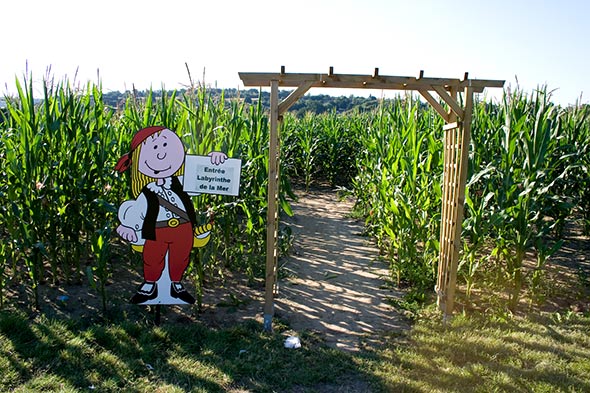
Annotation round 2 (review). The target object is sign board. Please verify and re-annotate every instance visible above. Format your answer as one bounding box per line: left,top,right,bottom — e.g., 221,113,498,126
183,155,242,196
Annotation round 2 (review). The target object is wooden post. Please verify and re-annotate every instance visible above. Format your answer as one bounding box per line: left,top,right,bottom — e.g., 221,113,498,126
155,305,161,326
263,80,280,332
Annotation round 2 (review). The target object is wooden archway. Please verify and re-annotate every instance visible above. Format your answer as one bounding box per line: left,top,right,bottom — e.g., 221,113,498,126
239,67,504,331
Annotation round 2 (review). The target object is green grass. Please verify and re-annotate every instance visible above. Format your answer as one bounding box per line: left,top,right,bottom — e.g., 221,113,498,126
1,308,589,392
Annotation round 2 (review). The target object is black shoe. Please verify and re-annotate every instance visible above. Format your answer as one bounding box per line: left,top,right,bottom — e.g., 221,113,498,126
130,282,158,304
170,282,195,304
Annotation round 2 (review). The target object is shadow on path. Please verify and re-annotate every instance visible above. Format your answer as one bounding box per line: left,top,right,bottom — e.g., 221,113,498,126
276,189,410,351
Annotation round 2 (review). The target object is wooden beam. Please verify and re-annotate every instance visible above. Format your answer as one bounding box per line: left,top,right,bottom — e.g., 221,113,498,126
418,90,450,122
443,121,462,131
278,81,314,115
239,72,504,93
460,78,505,90
432,85,465,120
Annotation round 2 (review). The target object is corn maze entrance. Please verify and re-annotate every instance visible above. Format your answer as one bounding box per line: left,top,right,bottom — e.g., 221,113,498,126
239,67,504,331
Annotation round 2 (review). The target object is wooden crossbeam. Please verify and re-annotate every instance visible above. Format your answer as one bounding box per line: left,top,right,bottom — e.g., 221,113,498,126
418,90,450,123
278,81,315,115
432,85,464,119
239,71,504,94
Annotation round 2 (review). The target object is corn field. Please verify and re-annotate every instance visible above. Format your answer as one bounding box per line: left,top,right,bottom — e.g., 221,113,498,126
1,74,588,313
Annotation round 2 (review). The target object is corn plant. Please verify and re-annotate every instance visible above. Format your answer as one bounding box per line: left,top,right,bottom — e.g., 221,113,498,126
317,111,362,187
460,185,494,298
467,87,573,309
556,103,590,234
281,113,321,192
1,74,126,308
2,75,51,307
2,70,589,315
353,96,443,298
89,224,112,315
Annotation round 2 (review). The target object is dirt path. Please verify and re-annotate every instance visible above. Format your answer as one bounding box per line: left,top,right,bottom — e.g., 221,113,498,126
275,189,409,351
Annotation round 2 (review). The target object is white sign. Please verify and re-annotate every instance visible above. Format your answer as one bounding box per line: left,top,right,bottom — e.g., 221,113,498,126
183,155,242,196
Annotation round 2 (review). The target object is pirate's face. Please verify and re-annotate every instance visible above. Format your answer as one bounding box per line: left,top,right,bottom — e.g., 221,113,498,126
138,128,185,178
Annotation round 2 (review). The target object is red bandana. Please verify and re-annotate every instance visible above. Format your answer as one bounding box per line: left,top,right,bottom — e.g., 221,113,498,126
114,126,167,173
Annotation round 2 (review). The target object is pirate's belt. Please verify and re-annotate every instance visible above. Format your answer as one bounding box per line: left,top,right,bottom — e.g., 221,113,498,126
154,194,191,228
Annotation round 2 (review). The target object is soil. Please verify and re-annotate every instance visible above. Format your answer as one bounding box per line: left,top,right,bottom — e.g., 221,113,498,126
274,187,410,351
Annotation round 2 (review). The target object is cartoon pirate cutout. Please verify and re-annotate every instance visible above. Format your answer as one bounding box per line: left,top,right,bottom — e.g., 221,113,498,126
114,126,227,305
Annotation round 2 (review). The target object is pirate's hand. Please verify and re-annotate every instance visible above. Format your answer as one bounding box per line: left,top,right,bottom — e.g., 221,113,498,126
194,223,213,237
208,151,228,165
193,223,213,248
117,224,138,243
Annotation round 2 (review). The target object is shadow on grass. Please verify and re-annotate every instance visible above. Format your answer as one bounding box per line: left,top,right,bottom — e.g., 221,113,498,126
2,307,590,392
0,310,399,392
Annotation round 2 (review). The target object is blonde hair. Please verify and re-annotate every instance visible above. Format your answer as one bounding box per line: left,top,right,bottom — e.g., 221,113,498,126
130,137,184,198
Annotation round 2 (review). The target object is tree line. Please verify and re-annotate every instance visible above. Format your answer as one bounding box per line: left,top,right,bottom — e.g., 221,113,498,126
101,88,385,116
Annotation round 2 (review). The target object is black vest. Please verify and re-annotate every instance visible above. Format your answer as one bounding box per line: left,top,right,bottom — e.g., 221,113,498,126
141,176,197,240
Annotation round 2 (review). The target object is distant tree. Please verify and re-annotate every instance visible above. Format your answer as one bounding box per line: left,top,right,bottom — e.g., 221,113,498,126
96,86,390,116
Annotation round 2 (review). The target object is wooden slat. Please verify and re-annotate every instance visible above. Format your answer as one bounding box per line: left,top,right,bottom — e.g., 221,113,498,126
443,121,461,131
437,127,452,308
448,129,459,295
446,87,460,315
460,78,505,90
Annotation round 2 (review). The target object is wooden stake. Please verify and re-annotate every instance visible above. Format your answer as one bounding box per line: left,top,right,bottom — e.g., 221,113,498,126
155,305,161,326
264,80,280,332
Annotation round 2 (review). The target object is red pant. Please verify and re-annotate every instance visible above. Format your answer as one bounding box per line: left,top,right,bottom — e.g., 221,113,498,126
143,222,193,282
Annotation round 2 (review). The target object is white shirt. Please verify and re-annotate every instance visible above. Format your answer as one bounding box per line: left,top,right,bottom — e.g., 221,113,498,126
117,176,198,244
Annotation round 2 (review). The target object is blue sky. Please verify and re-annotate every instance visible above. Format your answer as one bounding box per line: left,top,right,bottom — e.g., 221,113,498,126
2,0,589,105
